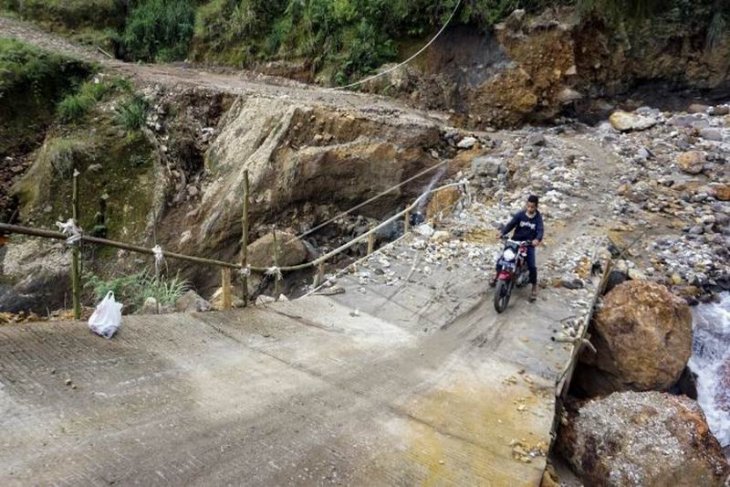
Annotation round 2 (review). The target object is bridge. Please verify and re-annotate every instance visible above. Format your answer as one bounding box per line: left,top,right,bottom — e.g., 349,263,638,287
0,193,609,486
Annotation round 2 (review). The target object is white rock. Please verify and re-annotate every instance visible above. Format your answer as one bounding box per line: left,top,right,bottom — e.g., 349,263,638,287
457,136,477,149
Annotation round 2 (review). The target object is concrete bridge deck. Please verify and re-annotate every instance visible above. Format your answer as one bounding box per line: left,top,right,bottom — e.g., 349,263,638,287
0,228,603,486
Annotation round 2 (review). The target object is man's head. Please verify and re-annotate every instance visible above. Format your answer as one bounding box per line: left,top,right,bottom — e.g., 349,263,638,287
526,195,539,216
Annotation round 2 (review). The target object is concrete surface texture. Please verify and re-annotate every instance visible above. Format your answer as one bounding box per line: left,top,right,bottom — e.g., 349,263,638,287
1,222,603,486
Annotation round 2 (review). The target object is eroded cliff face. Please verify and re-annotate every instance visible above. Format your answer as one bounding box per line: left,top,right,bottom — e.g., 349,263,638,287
166,95,445,265
1,84,450,310
366,7,730,127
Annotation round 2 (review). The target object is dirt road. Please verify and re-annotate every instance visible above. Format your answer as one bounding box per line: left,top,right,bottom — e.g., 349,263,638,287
0,16,443,120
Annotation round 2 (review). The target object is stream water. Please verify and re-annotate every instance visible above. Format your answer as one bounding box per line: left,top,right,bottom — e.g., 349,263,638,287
689,293,730,448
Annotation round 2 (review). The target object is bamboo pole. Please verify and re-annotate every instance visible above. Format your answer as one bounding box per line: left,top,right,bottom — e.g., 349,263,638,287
272,226,281,300
315,261,325,288
71,170,81,320
221,268,232,310
241,170,250,307
0,223,243,269
367,225,375,255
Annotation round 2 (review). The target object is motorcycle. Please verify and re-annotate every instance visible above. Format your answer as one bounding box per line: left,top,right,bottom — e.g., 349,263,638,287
493,238,531,313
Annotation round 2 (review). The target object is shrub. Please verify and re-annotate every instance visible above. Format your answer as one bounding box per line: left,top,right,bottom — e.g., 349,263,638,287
84,270,189,312
57,93,94,122
122,0,196,62
114,95,149,131
57,79,113,122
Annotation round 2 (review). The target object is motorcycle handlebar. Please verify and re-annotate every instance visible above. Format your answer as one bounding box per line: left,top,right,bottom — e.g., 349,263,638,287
500,236,533,246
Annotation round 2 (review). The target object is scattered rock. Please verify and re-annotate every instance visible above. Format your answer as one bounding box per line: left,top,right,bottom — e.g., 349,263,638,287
677,151,706,175
558,391,729,487
210,288,244,310
712,184,730,202
527,134,546,146
609,111,658,132
431,231,451,244
457,136,477,149
577,280,692,395
175,290,211,313
471,156,504,177
139,297,161,315
688,103,710,114
414,224,435,238
255,295,276,305
711,105,730,116
699,128,723,142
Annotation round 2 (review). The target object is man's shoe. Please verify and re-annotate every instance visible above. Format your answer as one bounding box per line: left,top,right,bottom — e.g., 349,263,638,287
489,278,497,288
529,289,538,302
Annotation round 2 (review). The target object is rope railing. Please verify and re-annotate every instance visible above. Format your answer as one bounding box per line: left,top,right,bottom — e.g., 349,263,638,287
0,180,468,311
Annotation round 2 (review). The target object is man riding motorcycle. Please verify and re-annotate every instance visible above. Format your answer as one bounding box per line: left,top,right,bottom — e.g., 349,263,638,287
490,195,544,302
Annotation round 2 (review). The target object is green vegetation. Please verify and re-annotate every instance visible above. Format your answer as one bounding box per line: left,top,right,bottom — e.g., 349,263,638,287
0,38,91,156
2,0,726,81
57,77,132,123
122,0,196,62
114,95,149,131
84,270,189,312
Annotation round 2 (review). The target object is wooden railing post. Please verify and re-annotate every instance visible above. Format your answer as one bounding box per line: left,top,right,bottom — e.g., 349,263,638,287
272,226,281,299
71,169,81,320
314,262,324,288
221,268,232,310
367,225,375,255
404,209,411,234
241,170,250,307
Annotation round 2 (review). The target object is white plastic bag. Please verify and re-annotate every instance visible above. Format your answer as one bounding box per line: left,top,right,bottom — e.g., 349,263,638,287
88,291,123,339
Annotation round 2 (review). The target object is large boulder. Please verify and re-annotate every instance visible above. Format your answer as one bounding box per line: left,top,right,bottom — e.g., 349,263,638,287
247,230,307,269
557,391,729,486
0,239,70,313
576,280,692,395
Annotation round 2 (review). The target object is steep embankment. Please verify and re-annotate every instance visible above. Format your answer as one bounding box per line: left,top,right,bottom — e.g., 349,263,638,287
0,18,454,312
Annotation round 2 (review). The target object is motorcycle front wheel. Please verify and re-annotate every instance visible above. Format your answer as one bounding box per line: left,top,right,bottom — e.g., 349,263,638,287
494,279,511,313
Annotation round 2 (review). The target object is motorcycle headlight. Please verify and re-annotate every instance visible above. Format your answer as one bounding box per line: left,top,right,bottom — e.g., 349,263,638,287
503,249,516,261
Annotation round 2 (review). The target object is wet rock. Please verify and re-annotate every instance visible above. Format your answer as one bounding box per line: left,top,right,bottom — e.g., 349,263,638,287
677,151,706,175
558,391,729,487
711,105,730,116
609,111,658,132
175,290,211,313
577,280,692,395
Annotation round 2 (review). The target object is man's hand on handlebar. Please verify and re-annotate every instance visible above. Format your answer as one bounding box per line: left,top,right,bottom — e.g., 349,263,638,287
532,239,541,247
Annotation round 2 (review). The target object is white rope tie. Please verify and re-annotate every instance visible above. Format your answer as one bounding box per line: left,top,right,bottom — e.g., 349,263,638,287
56,218,82,245
240,266,251,278
152,245,165,275
265,266,283,281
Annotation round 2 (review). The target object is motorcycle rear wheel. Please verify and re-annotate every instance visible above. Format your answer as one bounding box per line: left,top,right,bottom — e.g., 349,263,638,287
494,280,511,313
